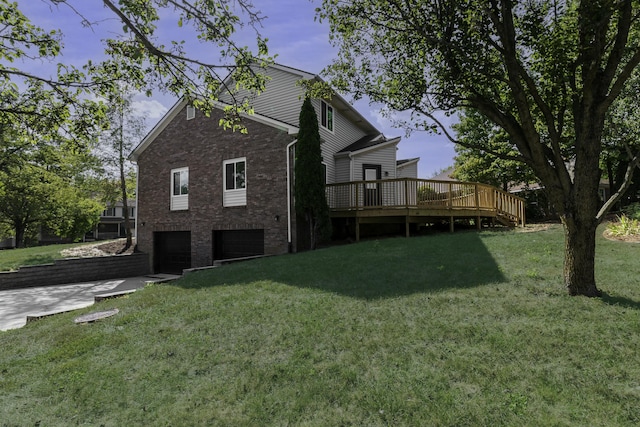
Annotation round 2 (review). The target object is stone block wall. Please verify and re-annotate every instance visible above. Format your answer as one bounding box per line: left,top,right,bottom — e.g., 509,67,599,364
0,253,150,291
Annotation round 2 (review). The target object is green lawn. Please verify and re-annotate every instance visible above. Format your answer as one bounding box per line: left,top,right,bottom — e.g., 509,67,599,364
0,241,99,271
1,225,640,425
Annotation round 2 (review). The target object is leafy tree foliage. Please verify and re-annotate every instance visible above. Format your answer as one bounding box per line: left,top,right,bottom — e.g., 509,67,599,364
1,0,272,141
295,97,330,250
96,87,145,250
0,127,102,247
600,69,640,212
452,109,536,191
318,0,640,297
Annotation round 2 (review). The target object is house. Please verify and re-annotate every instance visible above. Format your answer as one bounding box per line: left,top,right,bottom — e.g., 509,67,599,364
86,200,136,241
130,63,417,273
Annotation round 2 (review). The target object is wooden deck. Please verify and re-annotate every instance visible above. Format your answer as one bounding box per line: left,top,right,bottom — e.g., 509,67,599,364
326,178,525,241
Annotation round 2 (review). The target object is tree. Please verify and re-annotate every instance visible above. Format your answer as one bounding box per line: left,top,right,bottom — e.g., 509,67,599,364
452,109,536,191
318,0,640,297
0,126,102,247
97,87,145,250
2,0,273,141
600,68,640,210
295,97,331,250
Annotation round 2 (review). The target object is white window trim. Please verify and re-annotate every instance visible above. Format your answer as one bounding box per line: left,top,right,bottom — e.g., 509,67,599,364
170,167,189,211
223,157,247,207
320,100,335,134
321,161,328,184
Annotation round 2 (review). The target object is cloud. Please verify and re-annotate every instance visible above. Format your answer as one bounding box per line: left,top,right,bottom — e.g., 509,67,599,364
132,99,168,120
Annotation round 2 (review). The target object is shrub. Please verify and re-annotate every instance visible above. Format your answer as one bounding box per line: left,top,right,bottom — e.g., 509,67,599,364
622,202,640,221
607,214,640,236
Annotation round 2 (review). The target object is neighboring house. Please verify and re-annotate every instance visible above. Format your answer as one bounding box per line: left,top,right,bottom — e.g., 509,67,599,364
130,63,417,273
0,237,15,249
509,179,611,220
429,166,457,182
86,200,137,240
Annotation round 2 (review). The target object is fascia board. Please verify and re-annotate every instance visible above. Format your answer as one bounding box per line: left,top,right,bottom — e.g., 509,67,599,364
349,136,401,157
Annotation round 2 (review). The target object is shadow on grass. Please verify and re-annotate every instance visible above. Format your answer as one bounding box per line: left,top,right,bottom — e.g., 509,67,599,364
177,231,507,299
19,254,57,267
601,293,640,310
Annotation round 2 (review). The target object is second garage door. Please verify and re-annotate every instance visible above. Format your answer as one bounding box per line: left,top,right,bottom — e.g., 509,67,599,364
213,229,264,260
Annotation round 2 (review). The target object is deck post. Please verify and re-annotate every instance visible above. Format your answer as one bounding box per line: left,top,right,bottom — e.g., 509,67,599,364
450,216,454,233
405,216,410,238
355,217,360,242
477,216,481,230
404,179,409,208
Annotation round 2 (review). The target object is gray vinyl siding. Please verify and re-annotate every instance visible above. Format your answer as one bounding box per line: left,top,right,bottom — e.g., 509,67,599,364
314,99,367,184
351,144,398,181
335,156,351,183
219,67,307,126
397,162,418,179
219,67,371,185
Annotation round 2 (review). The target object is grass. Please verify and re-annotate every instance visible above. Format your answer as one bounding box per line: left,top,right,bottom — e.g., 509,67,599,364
1,224,640,425
0,241,99,271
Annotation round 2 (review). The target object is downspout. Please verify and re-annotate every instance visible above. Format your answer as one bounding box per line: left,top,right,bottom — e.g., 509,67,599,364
133,161,139,243
286,139,298,253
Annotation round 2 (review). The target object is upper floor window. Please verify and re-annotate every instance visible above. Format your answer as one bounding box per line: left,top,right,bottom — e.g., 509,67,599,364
171,167,189,210
321,100,334,132
223,158,247,207
103,207,116,217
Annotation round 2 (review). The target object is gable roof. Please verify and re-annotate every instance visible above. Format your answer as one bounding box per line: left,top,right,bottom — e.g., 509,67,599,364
130,63,386,161
397,158,420,167
335,135,401,157
222,63,381,135
129,98,299,161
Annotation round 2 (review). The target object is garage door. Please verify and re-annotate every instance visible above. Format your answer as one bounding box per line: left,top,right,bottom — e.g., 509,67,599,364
213,229,264,260
154,231,191,273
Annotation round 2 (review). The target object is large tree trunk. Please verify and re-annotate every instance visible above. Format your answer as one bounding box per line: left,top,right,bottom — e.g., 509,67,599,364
562,215,601,297
15,225,25,249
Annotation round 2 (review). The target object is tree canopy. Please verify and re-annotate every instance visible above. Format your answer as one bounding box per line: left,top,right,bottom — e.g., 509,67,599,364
452,109,536,191
2,0,273,140
318,0,640,296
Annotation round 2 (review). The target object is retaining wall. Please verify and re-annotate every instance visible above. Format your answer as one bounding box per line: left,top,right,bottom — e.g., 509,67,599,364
0,253,150,291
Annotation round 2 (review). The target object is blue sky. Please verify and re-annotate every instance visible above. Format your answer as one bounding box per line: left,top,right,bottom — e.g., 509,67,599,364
16,0,456,177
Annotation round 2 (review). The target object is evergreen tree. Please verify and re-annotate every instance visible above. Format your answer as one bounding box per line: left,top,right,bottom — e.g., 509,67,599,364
295,97,330,250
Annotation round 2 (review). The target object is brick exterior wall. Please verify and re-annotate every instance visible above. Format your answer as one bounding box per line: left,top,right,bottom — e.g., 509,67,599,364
136,106,297,271
0,253,150,291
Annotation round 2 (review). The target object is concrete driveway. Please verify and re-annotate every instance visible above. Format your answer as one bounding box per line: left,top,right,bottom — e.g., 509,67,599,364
0,274,178,331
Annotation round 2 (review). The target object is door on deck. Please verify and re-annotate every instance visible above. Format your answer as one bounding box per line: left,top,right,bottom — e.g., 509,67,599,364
363,164,382,206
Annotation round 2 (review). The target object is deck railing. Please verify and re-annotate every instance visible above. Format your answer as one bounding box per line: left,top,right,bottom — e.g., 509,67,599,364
325,178,525,226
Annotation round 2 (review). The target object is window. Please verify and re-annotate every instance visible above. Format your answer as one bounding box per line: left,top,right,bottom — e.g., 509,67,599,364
321,100,334,132
102,207,116,217
223,158,247,207
225,159,246,191
171,167,189,210
321,162,328,185
186,105,195,120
